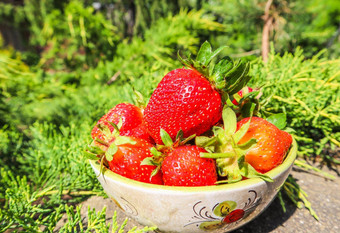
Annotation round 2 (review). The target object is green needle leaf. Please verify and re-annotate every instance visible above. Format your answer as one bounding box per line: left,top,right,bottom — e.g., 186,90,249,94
150,167,161,177
108,121,120,134
133,89,146,108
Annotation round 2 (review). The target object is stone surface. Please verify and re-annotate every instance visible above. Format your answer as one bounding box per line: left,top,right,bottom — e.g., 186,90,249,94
233,165,340,233
56,164,339,232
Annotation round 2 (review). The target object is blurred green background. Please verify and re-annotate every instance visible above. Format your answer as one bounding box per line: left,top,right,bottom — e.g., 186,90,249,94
0,0,339,232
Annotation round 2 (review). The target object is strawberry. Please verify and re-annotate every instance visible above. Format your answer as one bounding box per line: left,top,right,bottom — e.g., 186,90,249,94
91,114,110,141
91,103,153,143
162,145,217,186
144,41,252,144
107,137,163,184
105,103,143,135
236,117,293,173
143,129,217,186
86,124,163,185
144,68,222,144
122,123,154,144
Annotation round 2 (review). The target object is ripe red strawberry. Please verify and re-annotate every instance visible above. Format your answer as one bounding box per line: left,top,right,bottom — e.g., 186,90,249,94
108,137,163,184
91,114,109,141
91,103,153,143
161,145,217,186
236,117,293,173
122,123,154,144
105,103,143,134
144,41,252,144
145,68,222,144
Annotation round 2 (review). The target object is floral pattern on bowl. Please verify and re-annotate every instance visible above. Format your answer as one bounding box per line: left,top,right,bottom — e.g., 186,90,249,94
185,190,261,231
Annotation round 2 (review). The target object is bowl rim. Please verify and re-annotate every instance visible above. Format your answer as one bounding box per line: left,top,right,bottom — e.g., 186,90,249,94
89,138,297,192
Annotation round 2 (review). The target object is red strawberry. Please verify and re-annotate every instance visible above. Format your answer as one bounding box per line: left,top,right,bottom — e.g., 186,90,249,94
91,114,109,141
236,117,293,173
161,145,217,186
232,87,253,105
106,103,143,135
91,103,153,143
144,41,252,144
122,124,154,144
144,68,222,144
108,137,163,184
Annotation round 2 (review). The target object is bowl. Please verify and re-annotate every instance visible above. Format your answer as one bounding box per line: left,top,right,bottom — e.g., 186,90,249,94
89,139,297,233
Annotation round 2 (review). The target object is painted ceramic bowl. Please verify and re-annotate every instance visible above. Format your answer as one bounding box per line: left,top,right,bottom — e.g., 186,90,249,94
90,139,297,233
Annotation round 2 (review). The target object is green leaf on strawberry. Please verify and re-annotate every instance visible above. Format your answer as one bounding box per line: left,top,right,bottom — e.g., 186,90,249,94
83,151,100,160
86,142,105,155
196,105,273,183
266,113,287,130
160,129,174,147
195,136,217,153
114,136,136,145
105,143,118,161
238,156,273,182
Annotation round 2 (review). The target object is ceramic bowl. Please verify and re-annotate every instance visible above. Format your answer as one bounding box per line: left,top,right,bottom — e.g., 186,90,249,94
90,139,297,233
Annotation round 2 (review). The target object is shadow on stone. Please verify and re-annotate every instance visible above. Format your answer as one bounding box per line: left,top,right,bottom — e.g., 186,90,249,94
231,196,297,233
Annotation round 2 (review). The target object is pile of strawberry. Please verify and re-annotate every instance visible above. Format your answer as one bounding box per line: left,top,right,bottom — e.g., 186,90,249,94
85,42,293,186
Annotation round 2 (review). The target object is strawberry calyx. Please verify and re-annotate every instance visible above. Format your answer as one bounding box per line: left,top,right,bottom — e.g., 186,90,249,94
178,41,252,97
196,106,273,183
141,129,196,177
84,120,137,175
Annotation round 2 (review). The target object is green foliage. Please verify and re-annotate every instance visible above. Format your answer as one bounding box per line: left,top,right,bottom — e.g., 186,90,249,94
203,0,340,59
58,206,157,233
